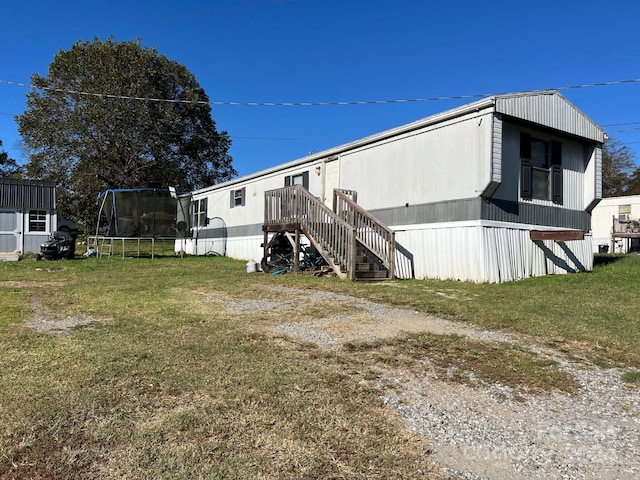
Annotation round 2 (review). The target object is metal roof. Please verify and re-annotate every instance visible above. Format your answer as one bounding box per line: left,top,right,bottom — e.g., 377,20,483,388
0,177,56,209
194,90,606,194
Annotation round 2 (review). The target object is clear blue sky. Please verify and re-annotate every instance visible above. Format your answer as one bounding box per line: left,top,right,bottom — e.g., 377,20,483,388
1,0,639,178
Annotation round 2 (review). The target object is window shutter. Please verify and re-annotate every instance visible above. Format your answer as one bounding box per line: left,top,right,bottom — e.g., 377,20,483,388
302,171,309,189
520,132,532,199
240,187,246,206
284,176,291,187
551,141,563,204
201,198,208,226
230,190,235,209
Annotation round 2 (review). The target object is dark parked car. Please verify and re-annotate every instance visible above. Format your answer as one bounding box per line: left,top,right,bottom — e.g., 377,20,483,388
40,231,76,260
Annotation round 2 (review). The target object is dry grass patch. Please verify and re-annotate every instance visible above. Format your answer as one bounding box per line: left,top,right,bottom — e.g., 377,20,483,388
0,259,434,479
343,333,581,395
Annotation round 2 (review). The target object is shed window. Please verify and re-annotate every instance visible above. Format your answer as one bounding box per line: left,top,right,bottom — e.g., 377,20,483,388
191,198,208,228
230,187,246,208
284,171,309,189
29,210,47,232
520,132,562,204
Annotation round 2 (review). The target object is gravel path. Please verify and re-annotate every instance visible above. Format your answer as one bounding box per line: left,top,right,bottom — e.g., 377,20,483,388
226,287,640,480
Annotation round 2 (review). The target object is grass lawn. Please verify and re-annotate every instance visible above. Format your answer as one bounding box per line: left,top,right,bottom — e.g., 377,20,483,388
0,253,638,478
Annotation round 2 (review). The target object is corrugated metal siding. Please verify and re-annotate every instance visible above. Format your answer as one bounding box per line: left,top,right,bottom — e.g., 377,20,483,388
395,223,593,283
395,226,485,281
481,227,593,282
495,92,604,142
0,178,56,209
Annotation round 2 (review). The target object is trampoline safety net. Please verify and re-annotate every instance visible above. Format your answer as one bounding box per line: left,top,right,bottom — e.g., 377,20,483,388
96,189,191,238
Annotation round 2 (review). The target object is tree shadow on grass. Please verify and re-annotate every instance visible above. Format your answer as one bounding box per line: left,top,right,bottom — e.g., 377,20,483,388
593,254,626,267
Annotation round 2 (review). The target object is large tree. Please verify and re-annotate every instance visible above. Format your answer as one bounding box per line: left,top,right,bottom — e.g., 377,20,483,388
0,140,21,177
18,38,235,230
601,137,637,197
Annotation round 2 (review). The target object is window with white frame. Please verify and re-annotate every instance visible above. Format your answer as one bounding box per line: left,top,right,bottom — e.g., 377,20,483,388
191,198,208,227
29,210,47,232
520,132,562,204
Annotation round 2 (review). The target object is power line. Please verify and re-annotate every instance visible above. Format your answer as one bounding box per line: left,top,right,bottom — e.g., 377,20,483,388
602,121,640,127
2,77,640,108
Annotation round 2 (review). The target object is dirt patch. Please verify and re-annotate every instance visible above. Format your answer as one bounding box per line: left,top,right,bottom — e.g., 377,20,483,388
218,285,513,347
20,291,108,335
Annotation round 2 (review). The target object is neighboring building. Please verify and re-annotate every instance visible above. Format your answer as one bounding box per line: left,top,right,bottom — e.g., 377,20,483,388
591,195,640,253
181,90,605,283
0,178,57,260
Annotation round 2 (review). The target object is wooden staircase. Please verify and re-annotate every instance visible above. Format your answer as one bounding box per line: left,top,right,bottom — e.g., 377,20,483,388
263,186,395,280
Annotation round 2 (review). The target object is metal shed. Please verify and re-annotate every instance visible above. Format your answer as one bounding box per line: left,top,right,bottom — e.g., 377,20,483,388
0,177,57,259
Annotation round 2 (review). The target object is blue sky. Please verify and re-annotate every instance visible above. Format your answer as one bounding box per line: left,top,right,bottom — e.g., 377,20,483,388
1,0,640,178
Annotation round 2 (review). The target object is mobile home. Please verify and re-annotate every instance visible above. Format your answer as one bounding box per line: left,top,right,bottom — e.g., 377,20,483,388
591,195,640,253
182,90,604,283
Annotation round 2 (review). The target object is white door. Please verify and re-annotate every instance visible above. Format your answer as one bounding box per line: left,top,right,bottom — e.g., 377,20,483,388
323,159,340,208
0,210,20,253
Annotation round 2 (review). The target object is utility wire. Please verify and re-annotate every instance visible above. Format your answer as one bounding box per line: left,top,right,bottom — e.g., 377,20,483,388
2,77,640,108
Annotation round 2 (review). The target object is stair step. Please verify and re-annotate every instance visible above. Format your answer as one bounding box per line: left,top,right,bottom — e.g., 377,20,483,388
356,262,380,271
355,270,389,280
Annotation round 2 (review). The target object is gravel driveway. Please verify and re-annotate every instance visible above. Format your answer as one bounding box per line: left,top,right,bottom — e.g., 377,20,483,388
226,286,640,480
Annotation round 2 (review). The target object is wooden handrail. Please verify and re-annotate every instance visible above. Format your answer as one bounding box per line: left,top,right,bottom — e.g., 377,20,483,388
265,186,357,279
333,189,395,279
613,215,640,234
264,186,396,280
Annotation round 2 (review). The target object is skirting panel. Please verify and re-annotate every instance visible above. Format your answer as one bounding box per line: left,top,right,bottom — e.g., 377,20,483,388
394,224,593,283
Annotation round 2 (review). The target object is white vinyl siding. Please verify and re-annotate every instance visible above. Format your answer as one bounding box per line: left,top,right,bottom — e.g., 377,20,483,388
339,111,493,211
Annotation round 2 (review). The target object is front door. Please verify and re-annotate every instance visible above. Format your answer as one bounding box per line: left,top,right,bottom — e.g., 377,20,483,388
323,158,340,208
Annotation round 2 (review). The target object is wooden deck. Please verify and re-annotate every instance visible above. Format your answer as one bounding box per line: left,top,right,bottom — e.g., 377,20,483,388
611,217,640,253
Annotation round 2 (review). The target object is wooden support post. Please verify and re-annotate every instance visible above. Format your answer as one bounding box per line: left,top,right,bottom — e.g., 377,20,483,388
263,229,268,268
294,228,300,272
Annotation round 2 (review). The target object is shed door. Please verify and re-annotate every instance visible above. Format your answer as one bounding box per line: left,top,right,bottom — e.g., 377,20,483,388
0,210,20,253
323,159,340,208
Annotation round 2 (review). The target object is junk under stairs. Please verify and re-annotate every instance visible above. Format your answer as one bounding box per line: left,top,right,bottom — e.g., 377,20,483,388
262,186,395,281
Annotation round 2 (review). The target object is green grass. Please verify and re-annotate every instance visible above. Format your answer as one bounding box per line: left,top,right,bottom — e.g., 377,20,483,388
0,256,428,479
0,253,639,478
622,370,640,384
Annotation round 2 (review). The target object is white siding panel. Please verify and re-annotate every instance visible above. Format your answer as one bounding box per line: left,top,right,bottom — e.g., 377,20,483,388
481,226,593,282
395,226,485,282
183,235,264,262
395,223,593,283
340,113,493,210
